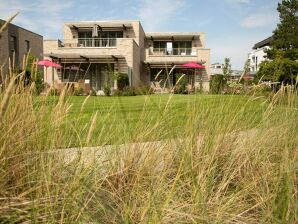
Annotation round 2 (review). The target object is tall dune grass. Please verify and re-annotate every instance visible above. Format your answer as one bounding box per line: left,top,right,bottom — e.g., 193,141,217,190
0,17,297,223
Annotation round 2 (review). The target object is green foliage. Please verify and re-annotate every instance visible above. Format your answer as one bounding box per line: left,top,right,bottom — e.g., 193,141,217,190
103,85,111,96
210,75,225,94
73,87,84,96
255,59,298,84
223,58,232,80
25,53,44,94
227,81,244,94
256,0,298,85
113,86,153,96
272,0,298,51
115,73,129,90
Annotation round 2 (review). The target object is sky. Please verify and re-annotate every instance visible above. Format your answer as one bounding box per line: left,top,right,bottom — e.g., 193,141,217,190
0,0,280,69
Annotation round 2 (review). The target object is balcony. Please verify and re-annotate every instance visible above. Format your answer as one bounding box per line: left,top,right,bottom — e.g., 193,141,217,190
149,48,197,56
62,38,117,48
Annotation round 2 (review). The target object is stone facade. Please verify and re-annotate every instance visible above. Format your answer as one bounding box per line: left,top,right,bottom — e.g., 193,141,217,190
0,19,43,79
44,20,211,91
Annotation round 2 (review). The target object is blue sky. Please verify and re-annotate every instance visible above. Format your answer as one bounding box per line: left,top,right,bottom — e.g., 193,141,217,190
0,0,280,69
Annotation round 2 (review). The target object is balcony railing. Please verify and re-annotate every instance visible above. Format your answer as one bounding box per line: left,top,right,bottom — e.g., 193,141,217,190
63,38,117,48
150,48,197,56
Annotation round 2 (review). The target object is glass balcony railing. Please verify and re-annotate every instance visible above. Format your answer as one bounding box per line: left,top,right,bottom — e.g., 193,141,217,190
150,48,196,56
63,38,117,48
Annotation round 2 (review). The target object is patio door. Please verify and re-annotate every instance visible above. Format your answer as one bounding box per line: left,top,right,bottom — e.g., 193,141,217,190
90,64,114,91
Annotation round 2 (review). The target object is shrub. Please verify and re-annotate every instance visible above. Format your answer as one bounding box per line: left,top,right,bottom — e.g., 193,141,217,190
210,75,225,94
227,81,244,94
104,85,111,96
115,73,129,90
121,87,136,96
73,87,84,96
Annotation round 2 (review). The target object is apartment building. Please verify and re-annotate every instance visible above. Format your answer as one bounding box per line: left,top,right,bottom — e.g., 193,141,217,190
248,36,272,74
44,20,211,92
0,19,43,78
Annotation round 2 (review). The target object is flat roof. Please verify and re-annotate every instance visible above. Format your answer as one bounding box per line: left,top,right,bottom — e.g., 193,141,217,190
146,32,203,40
253,36,273,49
44,53,124,60
65,20,137,28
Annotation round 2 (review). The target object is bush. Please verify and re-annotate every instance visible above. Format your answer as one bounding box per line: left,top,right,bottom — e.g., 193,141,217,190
255,59,298,85
115,73,129,90
113,86,153,96
210,75,225,94
73,87,84,96
104,85,111,96
227,81,244,94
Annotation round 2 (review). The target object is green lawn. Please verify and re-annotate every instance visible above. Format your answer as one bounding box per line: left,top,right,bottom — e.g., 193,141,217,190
42,94,268,147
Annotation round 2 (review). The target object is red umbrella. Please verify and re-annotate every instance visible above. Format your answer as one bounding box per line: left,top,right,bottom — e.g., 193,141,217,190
38,59,62,68
37,60,62,86
182,61,205,69
181,62,205,89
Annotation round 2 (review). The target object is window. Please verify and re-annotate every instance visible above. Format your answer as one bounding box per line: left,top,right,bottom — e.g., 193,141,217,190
153,41,166,49
78,32,92,38
173,41,192,55
25,40,30,53
173,41,192,49
10,35,17,53
98,31,123,38
9,35,17,60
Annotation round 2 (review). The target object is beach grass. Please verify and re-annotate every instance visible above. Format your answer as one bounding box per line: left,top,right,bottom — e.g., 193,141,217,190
0,79,297,223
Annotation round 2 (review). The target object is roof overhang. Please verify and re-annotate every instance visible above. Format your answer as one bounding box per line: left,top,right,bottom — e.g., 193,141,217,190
145,60,206,68
66,21,134,30
44,53,124,63
253,36,273,49
145,32,201,41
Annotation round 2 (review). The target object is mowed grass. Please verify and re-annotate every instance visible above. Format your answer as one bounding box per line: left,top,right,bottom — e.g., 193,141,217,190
41,94,268,147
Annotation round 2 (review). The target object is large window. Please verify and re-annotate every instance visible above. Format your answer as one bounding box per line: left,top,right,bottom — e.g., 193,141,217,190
173,41,192,49
98,31,123,38
173,41,192,55
152,41,192,55
153,41,166,49
78,32,92,38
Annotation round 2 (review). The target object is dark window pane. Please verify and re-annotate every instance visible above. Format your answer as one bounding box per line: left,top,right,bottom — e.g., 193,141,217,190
78,32,92,38
25,40,30,53
186,41,192,48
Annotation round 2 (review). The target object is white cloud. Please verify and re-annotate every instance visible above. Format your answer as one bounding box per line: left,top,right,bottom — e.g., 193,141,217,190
138,0,185,31
225,0,250,4
0,0,73,38
241,13,278,28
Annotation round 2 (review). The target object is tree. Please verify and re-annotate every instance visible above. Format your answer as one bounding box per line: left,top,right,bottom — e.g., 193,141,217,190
223,58,232,80
257,0,298,85
272,0,298,51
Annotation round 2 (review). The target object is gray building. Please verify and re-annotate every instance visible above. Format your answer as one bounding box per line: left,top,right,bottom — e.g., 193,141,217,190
0,19,43,79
